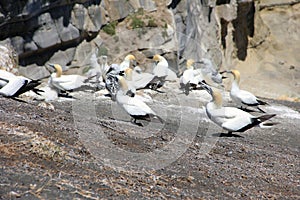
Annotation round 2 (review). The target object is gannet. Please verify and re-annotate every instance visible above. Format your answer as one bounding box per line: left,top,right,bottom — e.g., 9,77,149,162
48,63,87,93
201,83,276,135
197,58,223,85
147,54,169,90
180,59,203,95
228,70,267,112
124,67,155,92
116,75,164,126
0,69,42,97
0,69,16,87
104,70,119,101
117,54,136,72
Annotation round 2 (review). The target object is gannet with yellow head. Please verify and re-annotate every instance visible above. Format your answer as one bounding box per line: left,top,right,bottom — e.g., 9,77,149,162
180,59,197,95
153,54,169,78
228,69,267,112
116,75,164,126
119,54,136,72
48,63,87,92
124,67,156,91
144,54,169,90
201,83,276,135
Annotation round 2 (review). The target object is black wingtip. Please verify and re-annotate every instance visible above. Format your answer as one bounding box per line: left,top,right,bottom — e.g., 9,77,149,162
258,114,276,123
257,99,268,105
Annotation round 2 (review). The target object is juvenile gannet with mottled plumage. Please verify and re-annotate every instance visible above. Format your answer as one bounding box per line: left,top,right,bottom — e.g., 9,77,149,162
228,70,267,112
202,83,276,135
0,69,42,97
48,64,87,93
116,75,164,126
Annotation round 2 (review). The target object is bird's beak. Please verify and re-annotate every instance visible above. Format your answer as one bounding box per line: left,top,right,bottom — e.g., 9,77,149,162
46,63,56,72
47,63,55,69
194,61,204,64
199,81,212,95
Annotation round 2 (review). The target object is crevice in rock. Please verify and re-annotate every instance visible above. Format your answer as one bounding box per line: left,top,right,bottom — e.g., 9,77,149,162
232,1,255,60
220,18,229,49
259,1,300,10
216,0,231,5
167,0,182,9
18,31,98,66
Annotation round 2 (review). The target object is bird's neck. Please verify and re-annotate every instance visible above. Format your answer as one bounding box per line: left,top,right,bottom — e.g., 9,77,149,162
231,80,240,91
212,92,223,109
187,66,194,70
55,68,62,77
121,60,130,68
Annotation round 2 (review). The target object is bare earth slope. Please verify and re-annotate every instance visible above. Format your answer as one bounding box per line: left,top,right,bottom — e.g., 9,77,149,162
0,92,299,199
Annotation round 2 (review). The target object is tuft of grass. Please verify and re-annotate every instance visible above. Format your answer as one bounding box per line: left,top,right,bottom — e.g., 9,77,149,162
130,16,145,29
102,21,118,36
98,46,108,56
147,18,158,27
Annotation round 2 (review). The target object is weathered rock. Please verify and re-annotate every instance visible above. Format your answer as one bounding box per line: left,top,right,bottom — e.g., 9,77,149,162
88,5,105,31
18,65,50,80
103,0,133,21
0,44,18,73
33,13,61,48
129,0,157,12
48,48,76,67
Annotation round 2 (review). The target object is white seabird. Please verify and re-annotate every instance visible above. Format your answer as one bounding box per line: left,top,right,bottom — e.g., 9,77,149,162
146,54,169,90
124,67,155,91
116,75,164,126
202,83,276,136
0,69,16,87
48,63,87,93
0,69,42,98
153,54,168,79
227,70,267,112
115,54,136,72
179,59,204,95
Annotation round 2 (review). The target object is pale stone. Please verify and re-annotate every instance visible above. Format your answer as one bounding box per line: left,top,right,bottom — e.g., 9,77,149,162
33,13,60,48
18,65,50,80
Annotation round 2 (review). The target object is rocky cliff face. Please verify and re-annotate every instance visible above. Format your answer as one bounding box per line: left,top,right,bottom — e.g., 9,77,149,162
0,0,159,77
0,0,299,99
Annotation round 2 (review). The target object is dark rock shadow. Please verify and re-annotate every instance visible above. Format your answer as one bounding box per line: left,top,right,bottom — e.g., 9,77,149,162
212,133,244,138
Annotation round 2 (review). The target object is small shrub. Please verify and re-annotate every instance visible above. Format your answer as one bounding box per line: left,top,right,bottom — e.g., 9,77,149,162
102,21,117,36
131,16,145,29
147,18,158,27
98,46,108,56
136,8,144,15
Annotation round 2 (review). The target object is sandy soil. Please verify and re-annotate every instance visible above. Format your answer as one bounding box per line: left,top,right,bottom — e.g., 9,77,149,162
0,87,299,199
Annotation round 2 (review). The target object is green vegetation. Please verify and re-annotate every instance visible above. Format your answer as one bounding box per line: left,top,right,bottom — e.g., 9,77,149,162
147,18,158,27
130,15,145,29
98,46,108,56
102,21,118,36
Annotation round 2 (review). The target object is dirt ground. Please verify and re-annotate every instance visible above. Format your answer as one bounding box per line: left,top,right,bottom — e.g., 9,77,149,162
0,89,299,199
